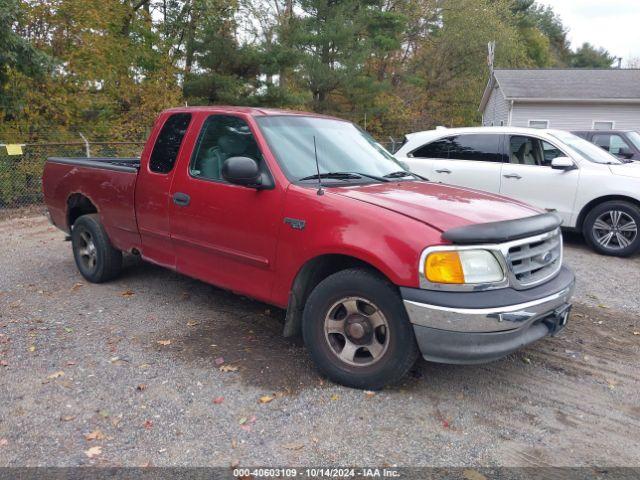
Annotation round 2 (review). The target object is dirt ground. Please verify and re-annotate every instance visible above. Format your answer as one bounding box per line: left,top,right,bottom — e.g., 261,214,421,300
0,215,639,468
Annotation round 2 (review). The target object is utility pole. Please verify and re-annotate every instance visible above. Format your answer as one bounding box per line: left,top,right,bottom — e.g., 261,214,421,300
487,41,496,74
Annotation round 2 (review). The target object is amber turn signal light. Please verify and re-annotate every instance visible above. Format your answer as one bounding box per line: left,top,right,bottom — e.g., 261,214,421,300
425,251,465,284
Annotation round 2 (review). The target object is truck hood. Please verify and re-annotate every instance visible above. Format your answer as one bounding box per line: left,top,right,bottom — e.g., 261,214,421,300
331,182,541,233
609,162,640,179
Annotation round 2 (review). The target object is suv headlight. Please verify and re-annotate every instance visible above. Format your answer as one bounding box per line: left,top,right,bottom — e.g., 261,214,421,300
422,248,505,287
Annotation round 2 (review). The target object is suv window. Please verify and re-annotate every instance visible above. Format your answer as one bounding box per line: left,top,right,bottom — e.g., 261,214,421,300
448,134,501,162
149,113,192,174
190,115,263,182
592,133,631,156
412,138,450,159
509,136,562,166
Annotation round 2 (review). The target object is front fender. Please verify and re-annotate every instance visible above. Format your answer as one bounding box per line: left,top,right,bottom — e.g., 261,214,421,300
270,185,442,307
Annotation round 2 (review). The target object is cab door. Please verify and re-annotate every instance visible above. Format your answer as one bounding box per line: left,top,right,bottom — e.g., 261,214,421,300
135,112,193,269
500,135,580,225
168,113,284,303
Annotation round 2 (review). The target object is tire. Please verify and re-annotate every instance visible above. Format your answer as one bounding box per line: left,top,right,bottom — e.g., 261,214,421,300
71,214,123,283
302,268,419,390
582,201,640,257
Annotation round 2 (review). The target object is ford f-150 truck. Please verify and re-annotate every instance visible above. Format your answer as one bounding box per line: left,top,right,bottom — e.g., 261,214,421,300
43,107,575,389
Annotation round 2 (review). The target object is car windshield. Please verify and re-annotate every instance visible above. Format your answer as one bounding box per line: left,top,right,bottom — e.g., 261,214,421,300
549,130,623,165
255,116,410,182
627,131,640,150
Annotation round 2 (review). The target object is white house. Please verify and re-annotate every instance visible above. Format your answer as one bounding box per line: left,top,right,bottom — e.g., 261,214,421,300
479,69,640,131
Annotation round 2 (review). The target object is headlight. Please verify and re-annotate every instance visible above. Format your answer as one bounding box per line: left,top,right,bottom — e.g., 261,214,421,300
425,249,504,285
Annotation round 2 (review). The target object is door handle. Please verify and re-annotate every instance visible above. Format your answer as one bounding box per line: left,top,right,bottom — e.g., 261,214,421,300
503,173,522,179
435,168,452,174
172,192,191,207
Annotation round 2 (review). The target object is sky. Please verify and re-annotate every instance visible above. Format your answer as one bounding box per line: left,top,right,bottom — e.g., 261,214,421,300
539,0,640,66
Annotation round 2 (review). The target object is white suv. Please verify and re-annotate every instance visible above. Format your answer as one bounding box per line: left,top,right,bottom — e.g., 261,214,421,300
395,127,640,256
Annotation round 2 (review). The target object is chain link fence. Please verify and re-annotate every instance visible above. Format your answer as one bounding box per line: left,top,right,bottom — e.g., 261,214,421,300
0,141,146,212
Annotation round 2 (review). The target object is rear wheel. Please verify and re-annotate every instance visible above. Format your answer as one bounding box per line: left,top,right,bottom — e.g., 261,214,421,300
71,214,122,282
583,201,640,256
302,268,419,390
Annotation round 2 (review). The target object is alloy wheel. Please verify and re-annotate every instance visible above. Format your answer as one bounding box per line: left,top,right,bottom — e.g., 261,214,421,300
592,210,638,250
323,297,390,367
77,229,98,270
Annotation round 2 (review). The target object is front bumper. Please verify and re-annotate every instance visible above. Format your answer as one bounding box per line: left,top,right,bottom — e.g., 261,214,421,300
401,266,575,364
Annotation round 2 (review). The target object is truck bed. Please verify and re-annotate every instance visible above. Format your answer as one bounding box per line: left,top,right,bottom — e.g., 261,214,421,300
47,157,140,172
43,156,142,253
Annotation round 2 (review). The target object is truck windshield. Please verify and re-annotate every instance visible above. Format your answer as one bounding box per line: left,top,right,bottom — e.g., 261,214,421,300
549,130,623,165
255,116,411,183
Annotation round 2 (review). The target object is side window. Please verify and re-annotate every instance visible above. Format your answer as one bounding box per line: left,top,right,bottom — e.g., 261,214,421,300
509,136,540,165
541,141,563,166
509,136,562,166
448,134,501,162
593,134,630,155
149,113,192,174
190,115,263,181
412,138,451,159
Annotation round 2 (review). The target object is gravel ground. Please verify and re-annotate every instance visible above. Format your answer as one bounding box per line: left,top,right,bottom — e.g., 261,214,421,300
0,215,639,468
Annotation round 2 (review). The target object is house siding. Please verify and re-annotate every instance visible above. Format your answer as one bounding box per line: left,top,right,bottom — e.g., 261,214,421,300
482,86,510,126
510,102,640,130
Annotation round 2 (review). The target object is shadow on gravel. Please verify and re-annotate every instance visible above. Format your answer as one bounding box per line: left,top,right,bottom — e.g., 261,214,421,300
173,297,322,393
119,258,321,392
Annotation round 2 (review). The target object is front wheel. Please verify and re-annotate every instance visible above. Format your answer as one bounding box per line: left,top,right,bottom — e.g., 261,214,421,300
302,269,419,390
583,201,640,256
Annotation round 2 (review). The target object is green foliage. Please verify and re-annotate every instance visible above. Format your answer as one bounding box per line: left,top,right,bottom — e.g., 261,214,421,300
570,42,615,69
0,0,620,147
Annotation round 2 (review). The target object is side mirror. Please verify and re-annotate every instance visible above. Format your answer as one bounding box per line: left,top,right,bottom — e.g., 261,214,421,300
222,156,262,188
550,157,575,171
617,147,634,159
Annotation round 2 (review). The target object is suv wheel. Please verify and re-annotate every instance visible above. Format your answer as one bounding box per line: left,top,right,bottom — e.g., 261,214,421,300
583,201,640,256
71,214,123,282
302,268,419,390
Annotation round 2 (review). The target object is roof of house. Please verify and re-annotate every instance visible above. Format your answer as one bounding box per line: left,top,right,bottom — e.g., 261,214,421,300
479,69,640,111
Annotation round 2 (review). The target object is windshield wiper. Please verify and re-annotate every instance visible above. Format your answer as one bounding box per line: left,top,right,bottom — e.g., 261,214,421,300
299,171,390,182
384,170,429,181
299,172,362,181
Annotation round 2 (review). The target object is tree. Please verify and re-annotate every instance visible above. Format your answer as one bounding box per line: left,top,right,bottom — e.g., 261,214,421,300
0,0,622,145
510,0,570,66
287,0,404,112
0,0,50,120
570,42,615,68
404,0,527,127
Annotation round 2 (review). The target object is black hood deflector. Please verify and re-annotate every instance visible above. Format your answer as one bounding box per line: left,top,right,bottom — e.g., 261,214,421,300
442,213,562,245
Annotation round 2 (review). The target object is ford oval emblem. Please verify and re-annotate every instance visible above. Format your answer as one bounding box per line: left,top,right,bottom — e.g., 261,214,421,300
541,252,553,263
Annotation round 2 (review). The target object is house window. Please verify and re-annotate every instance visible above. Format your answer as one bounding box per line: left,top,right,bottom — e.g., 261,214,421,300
593,121,614,130
528,120,549,129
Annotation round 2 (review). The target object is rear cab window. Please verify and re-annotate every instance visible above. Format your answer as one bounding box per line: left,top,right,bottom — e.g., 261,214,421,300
149,113,192,174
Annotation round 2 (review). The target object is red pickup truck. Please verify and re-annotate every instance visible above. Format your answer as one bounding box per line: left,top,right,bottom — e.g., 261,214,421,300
43,107,575,389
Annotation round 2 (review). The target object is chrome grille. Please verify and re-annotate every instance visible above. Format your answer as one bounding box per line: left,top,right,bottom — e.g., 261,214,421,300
506,229,562,288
